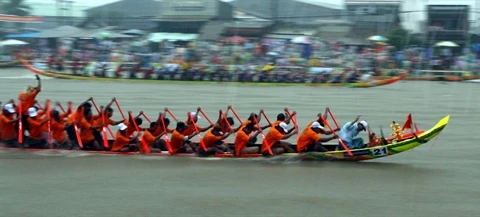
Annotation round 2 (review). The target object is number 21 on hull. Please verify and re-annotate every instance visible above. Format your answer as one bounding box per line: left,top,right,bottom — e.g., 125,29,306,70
371,146,389,157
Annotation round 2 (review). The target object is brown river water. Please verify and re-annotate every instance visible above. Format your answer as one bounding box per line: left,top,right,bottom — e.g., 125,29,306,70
0,69,479,217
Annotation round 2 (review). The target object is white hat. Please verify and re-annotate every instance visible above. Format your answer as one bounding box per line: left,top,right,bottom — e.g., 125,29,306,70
28,107,37,117
3,104,16,113
189,112,201,119
117,123,128,131
358,120,368,131
310,122,324,130
278,122,288,133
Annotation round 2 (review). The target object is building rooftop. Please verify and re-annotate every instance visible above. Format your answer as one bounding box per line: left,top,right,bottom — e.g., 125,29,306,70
29,2,91,17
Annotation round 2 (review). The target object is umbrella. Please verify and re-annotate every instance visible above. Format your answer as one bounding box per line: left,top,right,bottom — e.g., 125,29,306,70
434,41,459,47
0,39,29,46
291,36,312,44
367,35,388,42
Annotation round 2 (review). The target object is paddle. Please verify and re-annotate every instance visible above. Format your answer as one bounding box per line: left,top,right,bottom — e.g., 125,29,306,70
379,125,388,146
17,98,23,144
46,99,53,148
100,107,109,149
188,112,207,152
284,108,299,139
55,101,66,113
164,108,179,122
128,111,150,154
142,113,152,123
260,110,272,126
159,113,173,154
113,99,127,120
68,102,83,149
227,106,243,123
319,115,353,157
252,113,273,156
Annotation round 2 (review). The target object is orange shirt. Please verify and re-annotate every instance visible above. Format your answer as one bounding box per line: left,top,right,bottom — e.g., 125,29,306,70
19,89,39,115
218,121,232,134
170,130,187,154
92,114,113,132
297,128,321,153
50,118,67,143
261,127,284,153
234,129,250,157
201,130,222,148
111,131,130,152
271,120,282,127
240,120,259,131
152,125,172,137
27,117,44,140
0,114,17,140
182,120,196,136
124,120,137,137
142,130,156,145
303,120,316,133
67,108,84,124
78,117,94,142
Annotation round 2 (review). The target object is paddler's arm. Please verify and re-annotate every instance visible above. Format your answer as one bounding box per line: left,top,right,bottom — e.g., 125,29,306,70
77,97,93,109
104,97,116,109
216,110,223,124
153,131,167,141
318,134,338,143
282,129,298,140
233,125,242,133
322,107,330,119
219,130,234,140
323,128,340,135
111,120,125,125
6,117,20,124
199,124,213,132
285,111,297,124
89,123,105,130
260,125,270,130
287,127,296,134
35,74,41,91
187,131,200,140
39,118,51,126
250,131,261,140
135,111,143,119
257,109,264,122
348,115,361,127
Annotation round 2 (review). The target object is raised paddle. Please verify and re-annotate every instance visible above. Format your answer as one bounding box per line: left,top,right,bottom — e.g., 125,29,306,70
159,113,173,154
17,98,23,144
260,111,272,126
101,107,109,149
284,108,299,139
113,99,126,120
227,106,243,123
319,115,353,157
55,101,66,113
199,109,214,126
327,109,341,129
252,114,273,156
68,102,83,149
188,112,207,152
128,111,150,154
141,113,152,123
164,108,179,122
46,99,53,148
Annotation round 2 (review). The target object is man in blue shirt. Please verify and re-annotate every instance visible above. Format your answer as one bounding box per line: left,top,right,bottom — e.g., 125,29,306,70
338,115,368,150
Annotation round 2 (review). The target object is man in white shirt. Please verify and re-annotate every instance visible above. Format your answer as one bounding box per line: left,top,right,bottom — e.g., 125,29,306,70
338,115,368,150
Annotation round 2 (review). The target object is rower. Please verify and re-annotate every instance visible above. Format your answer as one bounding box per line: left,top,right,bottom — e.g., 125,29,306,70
303,107,331,132
182,108,213,151
25,107,49,148
216,110,237,133
240,111,270,147
141,122,166,153
297,122,338,153
65,98,93,149
111,123,140,152
18,75,41,139
198,126,233,157
338,115,369,150
0,103,20,147
152,113,173,136
49,109,73,149
92,98,125,148
169,122,199,154
125,111,143,137
77,109,105,150
234,123,261,157
262,121,297,156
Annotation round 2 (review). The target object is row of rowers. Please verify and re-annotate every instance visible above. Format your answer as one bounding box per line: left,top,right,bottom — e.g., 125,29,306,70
1,99,371,157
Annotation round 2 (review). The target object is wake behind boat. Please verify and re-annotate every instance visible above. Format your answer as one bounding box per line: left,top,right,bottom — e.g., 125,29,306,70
17,57,405,88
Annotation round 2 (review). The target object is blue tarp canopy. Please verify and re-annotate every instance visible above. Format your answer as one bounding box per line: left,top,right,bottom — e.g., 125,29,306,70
4,32,39,39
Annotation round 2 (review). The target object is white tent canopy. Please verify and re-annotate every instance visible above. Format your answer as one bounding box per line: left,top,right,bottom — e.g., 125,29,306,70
434,41,459,47
148,33,198,42
0,39,29,46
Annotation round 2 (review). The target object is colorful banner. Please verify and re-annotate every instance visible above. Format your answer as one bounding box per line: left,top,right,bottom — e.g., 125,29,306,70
0,14,42,23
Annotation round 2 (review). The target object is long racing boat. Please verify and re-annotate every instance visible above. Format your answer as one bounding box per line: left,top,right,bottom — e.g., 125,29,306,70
18,58,405,88
0,115,450,161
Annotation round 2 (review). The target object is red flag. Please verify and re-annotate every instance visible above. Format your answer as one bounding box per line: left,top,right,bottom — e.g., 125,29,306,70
402,113,412,130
